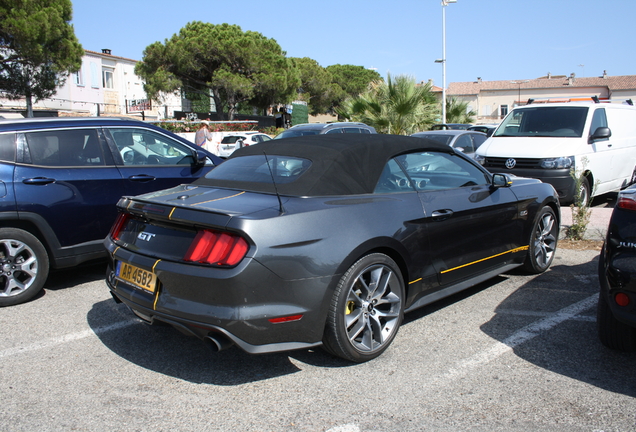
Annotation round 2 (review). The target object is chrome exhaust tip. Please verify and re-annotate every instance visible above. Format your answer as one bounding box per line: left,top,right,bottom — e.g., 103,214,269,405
204,334,233,352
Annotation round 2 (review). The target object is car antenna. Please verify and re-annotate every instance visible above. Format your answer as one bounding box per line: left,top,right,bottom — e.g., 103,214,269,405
263,152,285,214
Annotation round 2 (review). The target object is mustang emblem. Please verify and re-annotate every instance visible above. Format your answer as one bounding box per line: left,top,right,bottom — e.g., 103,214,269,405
505,158,517,169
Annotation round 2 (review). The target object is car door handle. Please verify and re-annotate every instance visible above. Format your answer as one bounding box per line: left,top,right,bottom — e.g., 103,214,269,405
128,174,156,182
431,209,454,220
23,177,56,185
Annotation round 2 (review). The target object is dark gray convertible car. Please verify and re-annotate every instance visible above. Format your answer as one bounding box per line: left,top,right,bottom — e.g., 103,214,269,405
105,134,560,362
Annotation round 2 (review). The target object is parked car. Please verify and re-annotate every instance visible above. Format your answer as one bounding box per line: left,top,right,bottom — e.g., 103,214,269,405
598,184,636,351
467,124,499,137
217,132,272,158
0,117,222,306
430,123,472,130
411,130,488,158
475,101,636,205
274,122,376,139
105,134,560,362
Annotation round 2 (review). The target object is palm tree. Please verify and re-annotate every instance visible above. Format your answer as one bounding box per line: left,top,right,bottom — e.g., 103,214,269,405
336,74,439,135
445,97,476,124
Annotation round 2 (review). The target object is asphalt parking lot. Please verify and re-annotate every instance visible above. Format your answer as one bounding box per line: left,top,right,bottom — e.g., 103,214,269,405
2,232,635,431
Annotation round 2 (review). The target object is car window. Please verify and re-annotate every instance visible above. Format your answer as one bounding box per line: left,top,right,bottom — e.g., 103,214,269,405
453,135,474,153
398,151,489,191
495,106,588,137
25,129,104,166
590,108,608,134
222,136,244,144
412,134,453,146
343,128,361,134
471,133,487,149
109,128,194,166
374,158,414,193
324,129,342,134
0,133,15,162
276,129,320,138
203,154,311,184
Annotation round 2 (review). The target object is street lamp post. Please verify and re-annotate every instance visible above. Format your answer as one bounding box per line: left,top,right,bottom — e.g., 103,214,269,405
511,80,529,107
438,0,456,125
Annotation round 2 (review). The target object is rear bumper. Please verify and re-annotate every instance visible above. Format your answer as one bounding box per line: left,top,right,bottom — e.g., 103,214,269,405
104,238,334,354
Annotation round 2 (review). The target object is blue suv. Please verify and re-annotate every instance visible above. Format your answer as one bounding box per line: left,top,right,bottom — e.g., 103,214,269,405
0,117,222,306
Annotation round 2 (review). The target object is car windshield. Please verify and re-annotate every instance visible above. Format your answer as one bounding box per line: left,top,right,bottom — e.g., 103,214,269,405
412,134,453,145
494,106,588,137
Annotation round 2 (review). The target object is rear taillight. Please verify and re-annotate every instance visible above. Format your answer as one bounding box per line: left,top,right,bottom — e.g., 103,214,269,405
617,194,636,211
615,292,631,307
110,213,131,241
184,230,248,266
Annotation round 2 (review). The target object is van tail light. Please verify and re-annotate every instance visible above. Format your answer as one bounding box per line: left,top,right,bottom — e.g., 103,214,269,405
110,213,131,241
617,194,636,211
184,230,248,266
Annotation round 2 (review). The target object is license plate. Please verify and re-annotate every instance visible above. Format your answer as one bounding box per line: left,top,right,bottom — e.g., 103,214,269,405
116,261,157,293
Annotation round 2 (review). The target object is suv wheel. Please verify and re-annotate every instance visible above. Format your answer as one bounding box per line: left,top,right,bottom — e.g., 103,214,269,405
0,228,49,306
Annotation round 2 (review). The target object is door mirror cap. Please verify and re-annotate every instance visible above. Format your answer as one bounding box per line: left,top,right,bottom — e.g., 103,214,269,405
589,126,611,143
195,150,208,167
492,173,513,188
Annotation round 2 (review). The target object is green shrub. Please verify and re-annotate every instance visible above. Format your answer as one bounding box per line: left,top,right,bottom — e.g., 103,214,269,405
150,120,258,133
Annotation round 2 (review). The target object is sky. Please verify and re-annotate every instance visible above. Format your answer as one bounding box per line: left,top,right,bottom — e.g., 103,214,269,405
71,0,635,86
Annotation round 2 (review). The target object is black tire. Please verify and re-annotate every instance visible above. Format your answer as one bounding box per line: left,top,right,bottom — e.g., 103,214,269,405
597,290,636,352
0,228,49,306
523,206,558,274
323,253,404,362
578,176,590,207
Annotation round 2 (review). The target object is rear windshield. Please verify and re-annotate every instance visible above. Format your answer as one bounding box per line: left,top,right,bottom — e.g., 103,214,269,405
221,136,244,143
276,129,320,139
412,134,453,145
200,155,311,185
494,106,588,137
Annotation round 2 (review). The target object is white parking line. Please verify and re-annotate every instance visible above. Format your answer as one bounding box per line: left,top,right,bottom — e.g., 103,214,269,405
442,293,598,381
0,319,138,359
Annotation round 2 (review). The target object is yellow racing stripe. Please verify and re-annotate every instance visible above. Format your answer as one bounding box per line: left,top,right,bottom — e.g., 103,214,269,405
441,246,529,274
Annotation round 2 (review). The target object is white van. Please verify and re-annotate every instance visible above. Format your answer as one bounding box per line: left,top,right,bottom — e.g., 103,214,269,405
474,101,636,204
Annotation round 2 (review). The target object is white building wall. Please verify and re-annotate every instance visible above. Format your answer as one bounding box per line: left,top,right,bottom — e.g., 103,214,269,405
0,49,183,118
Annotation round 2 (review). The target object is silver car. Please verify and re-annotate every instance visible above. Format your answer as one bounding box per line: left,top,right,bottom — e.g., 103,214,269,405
411,130,488,158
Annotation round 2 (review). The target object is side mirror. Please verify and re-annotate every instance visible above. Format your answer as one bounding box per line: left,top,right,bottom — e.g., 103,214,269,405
492,173,513,188
589,126,611,143
195,150,208,167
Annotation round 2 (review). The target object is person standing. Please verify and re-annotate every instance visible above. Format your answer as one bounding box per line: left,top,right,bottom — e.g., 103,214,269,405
195,122,212,147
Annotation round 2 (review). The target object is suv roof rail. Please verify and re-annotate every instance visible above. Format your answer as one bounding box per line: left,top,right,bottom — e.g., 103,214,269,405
0,116,141,124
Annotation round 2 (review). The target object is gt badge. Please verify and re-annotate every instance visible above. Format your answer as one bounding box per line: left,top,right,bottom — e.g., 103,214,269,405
138,232,156,242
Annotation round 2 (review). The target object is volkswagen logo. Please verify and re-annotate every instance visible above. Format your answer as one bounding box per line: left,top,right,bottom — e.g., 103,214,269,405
505,158,517,169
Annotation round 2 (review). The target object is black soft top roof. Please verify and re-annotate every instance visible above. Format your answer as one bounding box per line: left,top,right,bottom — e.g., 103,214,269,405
195,134,455,196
